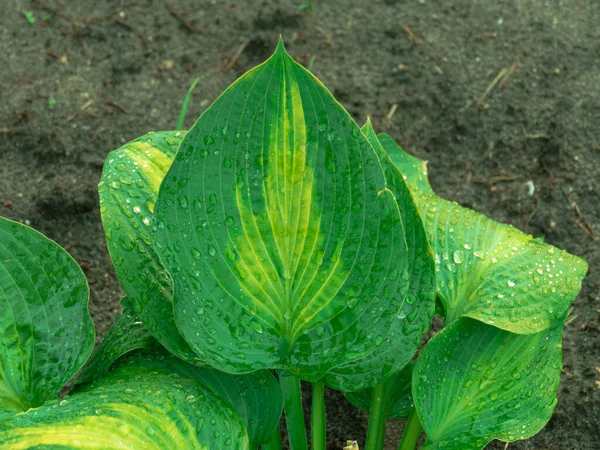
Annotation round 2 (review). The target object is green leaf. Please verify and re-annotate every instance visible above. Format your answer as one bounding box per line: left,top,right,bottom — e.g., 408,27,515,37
323,122,436,391
378,133,588,333
114,350,283,448
344,361,413,419
413,317,564,450
377,134,433,196
99,130,201,362
76,298,160,385
0,217,95,415
0,362,249,449
77,297,281,446
153,40,434,388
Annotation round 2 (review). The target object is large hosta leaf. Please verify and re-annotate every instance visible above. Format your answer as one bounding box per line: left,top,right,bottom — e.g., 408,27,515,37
344,361,413,419
0,362,249,449
0,217,95,415
153,40,434,386
99,130,200,362
77,298,159,384
413,317,564,450
115,351,283,448
378,133,588,333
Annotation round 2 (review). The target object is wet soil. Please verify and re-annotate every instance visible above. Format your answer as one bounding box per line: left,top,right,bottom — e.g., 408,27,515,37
1,0,598,449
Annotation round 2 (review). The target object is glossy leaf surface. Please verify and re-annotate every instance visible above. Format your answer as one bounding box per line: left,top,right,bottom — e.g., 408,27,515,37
75,299,281,447
323,122,435,391
98,130,200,362
378,133,588,333
153,40,433,386
0,363,248,449
0,217,94,415
115,351,283,448
414,317,563,450
344,361,413,419
77,298,159,385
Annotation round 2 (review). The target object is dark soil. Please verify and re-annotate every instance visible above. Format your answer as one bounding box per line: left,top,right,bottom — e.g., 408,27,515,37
1,0,598,449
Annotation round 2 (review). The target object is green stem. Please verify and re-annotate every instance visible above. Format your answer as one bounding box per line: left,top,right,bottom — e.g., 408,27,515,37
278,372,308,450
176,76,200,129
377,408,386,449
365,380,387,450
311,381,326,450
397,406,422,450
261,426,282,450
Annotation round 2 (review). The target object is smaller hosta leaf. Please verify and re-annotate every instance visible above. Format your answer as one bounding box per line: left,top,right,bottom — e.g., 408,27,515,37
115,350,283,448
0,363,249,449
99,130,200,362
414,317,564,450
0,217,95,414
323,122,436,391
77,298,160,385
377,134,433,196
344,361,413,419
378,133,588,333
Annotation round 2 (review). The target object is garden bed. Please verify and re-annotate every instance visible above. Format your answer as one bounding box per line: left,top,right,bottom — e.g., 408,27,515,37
1,0,598,448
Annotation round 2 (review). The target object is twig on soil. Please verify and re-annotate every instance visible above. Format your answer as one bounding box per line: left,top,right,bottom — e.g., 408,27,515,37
315,26,335,48
66,99,94,123
78,35,91,63
0,127,19,134
63,240,80,251
477,67,510,106
522,195,540,229
526,133,549,140
498,63,517,88
561,189,596,239
165,2,202,34
471,174,518,186
224,40,250,71
91,126,107,142
107,101,130,115
403,25,419,46
462,63,518,111
36,0,64,17
114,17,144,42
45,49,68,64
386,104,398,120
565,307,577,326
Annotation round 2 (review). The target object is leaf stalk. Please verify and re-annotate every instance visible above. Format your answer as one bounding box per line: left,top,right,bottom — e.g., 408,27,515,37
278,372,308,450
397,406,422,450
365,379,387,450
261,426,283,450
311,381,326,450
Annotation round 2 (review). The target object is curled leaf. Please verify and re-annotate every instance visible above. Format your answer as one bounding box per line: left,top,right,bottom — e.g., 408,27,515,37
99,130,200,362
378,133,588,333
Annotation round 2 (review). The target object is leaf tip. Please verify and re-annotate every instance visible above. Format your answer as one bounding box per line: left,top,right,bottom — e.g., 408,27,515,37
275,35,287,55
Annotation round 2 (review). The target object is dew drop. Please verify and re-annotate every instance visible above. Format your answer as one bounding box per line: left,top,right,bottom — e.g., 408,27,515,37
250,321,263,334
452,250,464,264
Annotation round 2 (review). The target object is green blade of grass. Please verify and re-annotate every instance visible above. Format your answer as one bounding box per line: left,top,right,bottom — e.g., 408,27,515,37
176,77,200,130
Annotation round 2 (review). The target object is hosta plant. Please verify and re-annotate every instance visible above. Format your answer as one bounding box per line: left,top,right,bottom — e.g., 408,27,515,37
0,39,587,450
